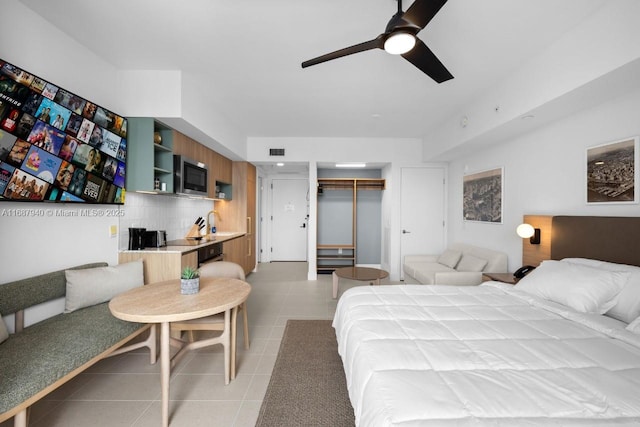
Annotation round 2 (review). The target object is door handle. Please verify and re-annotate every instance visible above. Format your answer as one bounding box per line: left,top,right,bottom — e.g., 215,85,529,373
300,223,306,228
402,229,411,234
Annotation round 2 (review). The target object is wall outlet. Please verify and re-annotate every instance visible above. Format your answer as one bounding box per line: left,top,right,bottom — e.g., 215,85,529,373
109,225,118,237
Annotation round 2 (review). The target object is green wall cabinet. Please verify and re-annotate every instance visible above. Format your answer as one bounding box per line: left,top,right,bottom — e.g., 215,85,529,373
126,118,174,193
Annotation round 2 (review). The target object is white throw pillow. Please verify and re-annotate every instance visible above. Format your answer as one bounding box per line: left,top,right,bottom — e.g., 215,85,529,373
0,313,8,343
64,260,144,313
456,254,487,272
627,316,640,334
515,260,629,314
437,250,462,269
561,258,640,323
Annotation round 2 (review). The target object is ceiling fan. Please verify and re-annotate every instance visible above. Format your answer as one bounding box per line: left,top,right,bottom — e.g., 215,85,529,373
301,0,453,83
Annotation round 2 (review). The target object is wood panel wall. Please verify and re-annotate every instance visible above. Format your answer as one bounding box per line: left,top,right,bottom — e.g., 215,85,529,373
522,215,552,267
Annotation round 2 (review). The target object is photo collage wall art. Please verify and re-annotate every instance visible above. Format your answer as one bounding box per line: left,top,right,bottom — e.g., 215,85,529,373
0,59,127,204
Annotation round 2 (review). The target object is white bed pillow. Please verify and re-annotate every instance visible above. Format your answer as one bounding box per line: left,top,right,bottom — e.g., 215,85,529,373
514,260,629,314
64,260,144,313
437,250,462,268
562,258,640,323
627,316,640,334
456,254,488,272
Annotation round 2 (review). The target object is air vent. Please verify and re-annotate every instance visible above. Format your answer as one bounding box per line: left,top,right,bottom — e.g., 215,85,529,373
269,148,285,156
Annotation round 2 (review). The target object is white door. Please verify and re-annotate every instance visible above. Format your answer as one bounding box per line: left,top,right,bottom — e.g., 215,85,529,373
258,176,265,262
400,167,446,280
271,179,309,261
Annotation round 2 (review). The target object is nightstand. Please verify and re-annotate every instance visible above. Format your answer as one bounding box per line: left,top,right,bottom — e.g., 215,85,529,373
483,272,519,285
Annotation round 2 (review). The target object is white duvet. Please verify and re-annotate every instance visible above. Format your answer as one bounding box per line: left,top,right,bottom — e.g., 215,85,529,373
333,283,640,426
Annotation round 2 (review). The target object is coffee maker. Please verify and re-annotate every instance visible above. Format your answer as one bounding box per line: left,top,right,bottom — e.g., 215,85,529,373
128,227,146,250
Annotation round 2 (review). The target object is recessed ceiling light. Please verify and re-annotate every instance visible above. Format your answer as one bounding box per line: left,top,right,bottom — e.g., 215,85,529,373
521,114,535,120
276,163,284,167
336,163,366,168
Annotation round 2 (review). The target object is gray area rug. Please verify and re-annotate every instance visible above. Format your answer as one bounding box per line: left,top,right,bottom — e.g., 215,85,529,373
256,320,355,426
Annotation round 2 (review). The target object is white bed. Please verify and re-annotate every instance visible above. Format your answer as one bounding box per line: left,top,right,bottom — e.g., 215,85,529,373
333,259,640,426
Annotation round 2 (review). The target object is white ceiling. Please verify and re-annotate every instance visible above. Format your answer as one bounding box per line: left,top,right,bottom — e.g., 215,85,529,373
20,0,607,141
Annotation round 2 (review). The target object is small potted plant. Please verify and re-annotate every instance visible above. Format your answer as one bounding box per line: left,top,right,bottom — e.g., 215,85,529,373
180,266,200,295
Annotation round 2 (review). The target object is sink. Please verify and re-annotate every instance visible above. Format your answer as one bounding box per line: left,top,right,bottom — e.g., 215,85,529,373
203,231,237,239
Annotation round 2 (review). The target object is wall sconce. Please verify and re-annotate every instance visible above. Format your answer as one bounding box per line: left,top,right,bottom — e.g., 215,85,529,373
517,223,541,245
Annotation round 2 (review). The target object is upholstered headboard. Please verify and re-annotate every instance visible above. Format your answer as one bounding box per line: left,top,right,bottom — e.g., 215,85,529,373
522,215,640,267
551,216,640,266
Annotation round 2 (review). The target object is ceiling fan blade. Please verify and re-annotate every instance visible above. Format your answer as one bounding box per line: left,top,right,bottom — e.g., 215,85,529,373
302,35,384,68
402,38,453,83
402,0,448,30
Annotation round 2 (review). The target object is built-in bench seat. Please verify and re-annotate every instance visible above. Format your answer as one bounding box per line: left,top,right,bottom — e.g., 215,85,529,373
0,263,156,427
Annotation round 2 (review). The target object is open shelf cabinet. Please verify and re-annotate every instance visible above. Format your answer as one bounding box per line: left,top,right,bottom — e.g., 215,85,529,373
316,244,355,272
316,178,385,273
126,118,174,193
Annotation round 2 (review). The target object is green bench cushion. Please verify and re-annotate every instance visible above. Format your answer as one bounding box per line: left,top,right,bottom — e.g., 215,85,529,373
0,262,107,315
0,302,144,414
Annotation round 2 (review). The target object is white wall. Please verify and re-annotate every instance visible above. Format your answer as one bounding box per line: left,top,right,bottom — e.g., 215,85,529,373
247,137,422,164
118,193,215,250
446,87,640,271
0,2,220,331
0,1,123,285
0,2,120,112
248,137,424,280
423,0,640,161
3,0,639,296
0,204,122,283
116,70,183,117
178,70,247,160
0,1,240,289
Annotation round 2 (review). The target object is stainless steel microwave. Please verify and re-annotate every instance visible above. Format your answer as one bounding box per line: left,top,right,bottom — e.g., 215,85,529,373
173,155,208,197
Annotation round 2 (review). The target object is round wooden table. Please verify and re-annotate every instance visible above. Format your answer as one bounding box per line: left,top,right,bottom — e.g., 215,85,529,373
109,277,250,427
332,266,389,298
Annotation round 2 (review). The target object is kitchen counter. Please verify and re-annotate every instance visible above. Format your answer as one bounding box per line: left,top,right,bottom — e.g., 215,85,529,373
119,231,246,284
120,232,245,255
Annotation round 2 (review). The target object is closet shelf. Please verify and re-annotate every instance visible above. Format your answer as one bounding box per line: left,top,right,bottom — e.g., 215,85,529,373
317,254,355,260
317,178,385,191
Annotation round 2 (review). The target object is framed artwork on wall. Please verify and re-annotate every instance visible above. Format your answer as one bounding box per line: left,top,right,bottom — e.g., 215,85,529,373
586,136,639,204
463,167,503,223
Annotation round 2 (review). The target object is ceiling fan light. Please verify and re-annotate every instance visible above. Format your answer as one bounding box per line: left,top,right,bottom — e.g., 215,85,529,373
384,32,416,55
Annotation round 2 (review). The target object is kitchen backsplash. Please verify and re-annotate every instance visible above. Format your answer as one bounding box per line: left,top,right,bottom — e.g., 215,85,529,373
119,192,214,250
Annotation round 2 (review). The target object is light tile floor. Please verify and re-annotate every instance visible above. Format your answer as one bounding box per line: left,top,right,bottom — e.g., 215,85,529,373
3,262,391,427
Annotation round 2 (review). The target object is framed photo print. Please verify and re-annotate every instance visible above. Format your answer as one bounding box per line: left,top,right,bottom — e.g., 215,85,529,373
463,167,503,223
586,136,639,204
